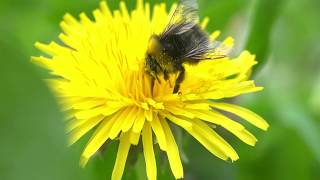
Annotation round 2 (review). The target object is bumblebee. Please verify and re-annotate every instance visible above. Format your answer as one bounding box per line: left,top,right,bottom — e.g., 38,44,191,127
145,0,225,93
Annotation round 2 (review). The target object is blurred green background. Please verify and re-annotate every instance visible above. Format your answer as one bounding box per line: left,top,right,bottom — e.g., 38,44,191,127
1,0,320,179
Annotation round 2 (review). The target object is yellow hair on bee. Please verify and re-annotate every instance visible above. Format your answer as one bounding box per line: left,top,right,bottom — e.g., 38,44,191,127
147,36,161,55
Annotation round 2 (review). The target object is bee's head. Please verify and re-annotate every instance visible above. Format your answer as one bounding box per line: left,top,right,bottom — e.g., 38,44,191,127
147,35,162,56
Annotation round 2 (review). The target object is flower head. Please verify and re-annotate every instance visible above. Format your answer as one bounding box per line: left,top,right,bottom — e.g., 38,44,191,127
33,0,269,179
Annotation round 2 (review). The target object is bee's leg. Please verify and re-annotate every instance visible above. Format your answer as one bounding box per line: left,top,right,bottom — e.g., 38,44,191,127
173,66,185,94
163,70,169,81
155,74,161,83
148,70,160,83
150,74,161,93
146,55,161,83
150,76,155,89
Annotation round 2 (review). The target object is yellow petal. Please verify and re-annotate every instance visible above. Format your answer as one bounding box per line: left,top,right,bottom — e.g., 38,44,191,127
150,115,167,151
201,17,209,29
31,56,52,69
80,113,119,163
189,119,239,161
188,109,257,146
187,109,244,130
63,13,79,26
184,103,210,110
120,1,130,21
132,108,146,133
162,112,192,130
99,1,112,18
210,30,221,40
112,133,131,180
34,42,56,56
74,106,108,120
129,131,140,145
159,117,184,179
228,128,257,146
145,110,153,122
121,107,139,132
210,102,269,130
165,105,195,119
142,123,157,180
109,108,132,139
72,99,106,110
68,115,105,146
184,126,229,161
66,117,94,133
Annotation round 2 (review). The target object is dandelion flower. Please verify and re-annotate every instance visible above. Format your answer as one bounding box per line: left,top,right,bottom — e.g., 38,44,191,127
33,0,269,179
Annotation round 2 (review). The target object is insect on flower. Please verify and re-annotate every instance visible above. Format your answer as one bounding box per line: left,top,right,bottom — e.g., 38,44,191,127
145,0,226,93
32,0,269,179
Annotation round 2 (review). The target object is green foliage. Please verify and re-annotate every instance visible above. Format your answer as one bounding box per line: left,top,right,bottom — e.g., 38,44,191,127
0,39,84,180
1,0,320,179
245,0,286,74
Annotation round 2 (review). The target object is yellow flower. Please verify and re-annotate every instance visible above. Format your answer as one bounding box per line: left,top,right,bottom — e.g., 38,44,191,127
33,0,269,179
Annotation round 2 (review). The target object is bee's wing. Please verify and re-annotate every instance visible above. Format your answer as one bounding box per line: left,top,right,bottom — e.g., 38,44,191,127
161,0,199,37
207,40,233,58
183,40,233,60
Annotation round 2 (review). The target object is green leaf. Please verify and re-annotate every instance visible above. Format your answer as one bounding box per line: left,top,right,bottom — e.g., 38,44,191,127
276,102,320,164
198,0,250,32
245,0,286,74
